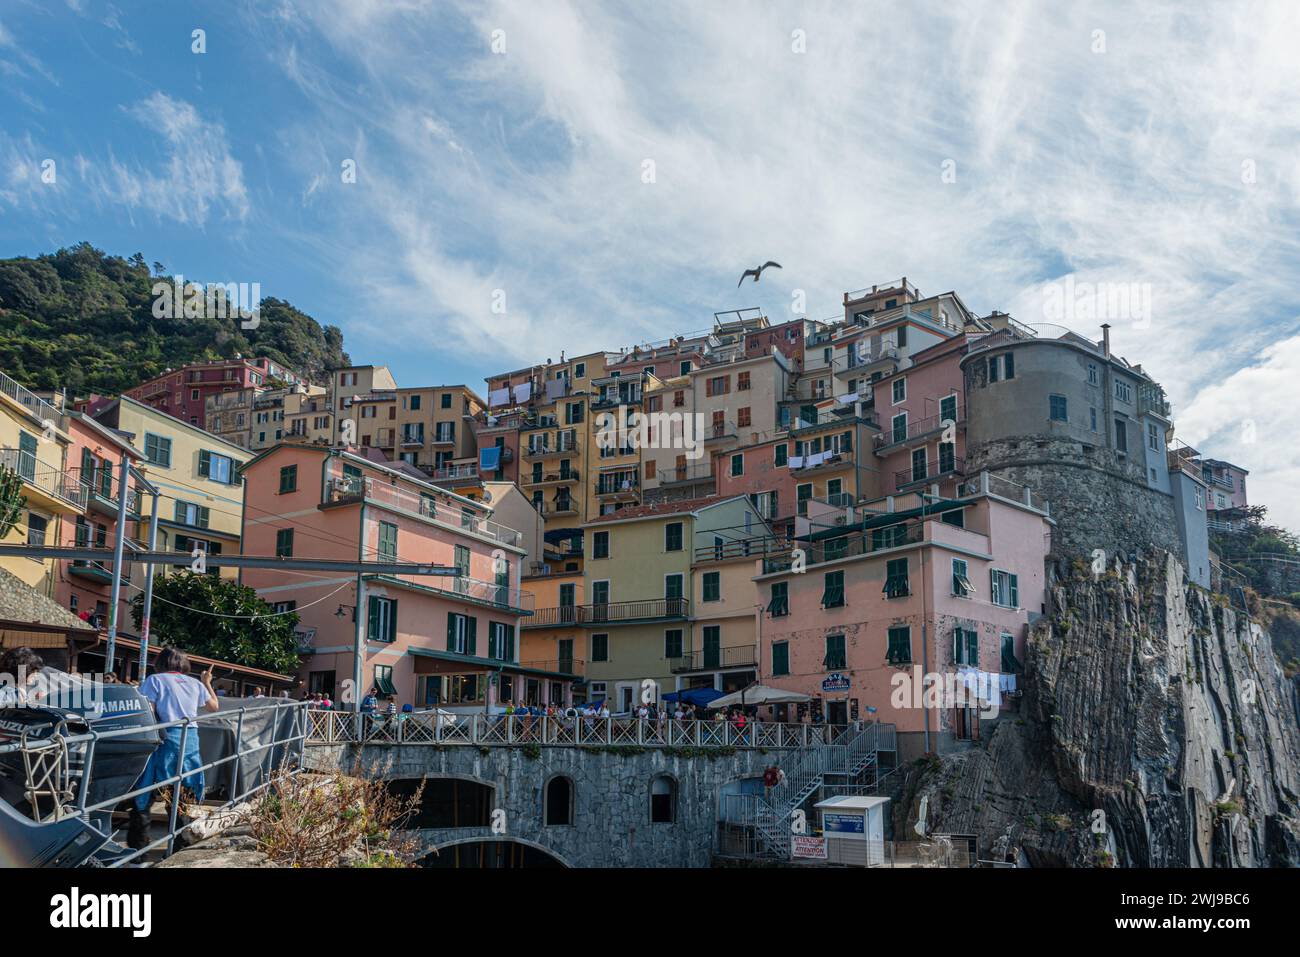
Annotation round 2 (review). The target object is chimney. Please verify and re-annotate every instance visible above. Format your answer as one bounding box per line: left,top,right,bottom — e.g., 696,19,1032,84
1101,323,1111,359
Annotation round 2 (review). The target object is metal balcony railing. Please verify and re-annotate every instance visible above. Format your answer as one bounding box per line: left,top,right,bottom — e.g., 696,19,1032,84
0,370,65,425
326,474,522,547
0,449,87,509
596,476,639,496
306,711,867,749
895,457,965,488
525,597,689,627
762,522,924,573
875,406,964,448
519,658,586,677
669,645,758,672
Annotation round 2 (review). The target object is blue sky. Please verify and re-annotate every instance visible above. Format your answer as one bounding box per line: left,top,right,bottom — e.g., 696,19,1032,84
3,1,1300,527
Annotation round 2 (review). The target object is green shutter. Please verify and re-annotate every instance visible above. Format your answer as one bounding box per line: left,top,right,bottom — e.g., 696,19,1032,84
447,612,456,651
506,624,515,661
466,616,477,656
199,449,211,477
368,596,380,639
1009,574,1019,608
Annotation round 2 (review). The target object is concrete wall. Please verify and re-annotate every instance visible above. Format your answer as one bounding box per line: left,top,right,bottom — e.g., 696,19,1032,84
305,742,776,867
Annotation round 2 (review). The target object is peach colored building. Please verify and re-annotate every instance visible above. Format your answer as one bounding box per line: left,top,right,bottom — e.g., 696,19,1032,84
756,477,1051,759
238,445,563,711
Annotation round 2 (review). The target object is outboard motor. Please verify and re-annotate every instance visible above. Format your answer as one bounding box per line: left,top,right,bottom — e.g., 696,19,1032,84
0,670,157,866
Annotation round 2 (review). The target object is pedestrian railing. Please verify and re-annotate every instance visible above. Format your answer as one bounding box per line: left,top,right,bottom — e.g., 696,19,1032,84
305,711,872,749
0,699,310,868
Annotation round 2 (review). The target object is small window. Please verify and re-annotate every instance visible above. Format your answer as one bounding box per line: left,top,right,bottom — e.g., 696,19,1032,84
892,378,906,403
774,443,788,468
664,522,683,552
593,530,610,559
952,558,973,597
378,521,398,562
730,454,744,477
887,626,912,664
650,775,676,823
954,627,979,666
545,776,574,826
884,557,909,598
591,633,609,662
279,465,298,493
821,570,845,608
767,581,789,617
772,641,790,676
368,596,398,643
1049,395,1068,422
990,569,1020,608
144,433,172,467
664,629,683,659
823,633,846,670
1115,418,1128,453
275,528,294,557
702,571,721,602
575,362,587,378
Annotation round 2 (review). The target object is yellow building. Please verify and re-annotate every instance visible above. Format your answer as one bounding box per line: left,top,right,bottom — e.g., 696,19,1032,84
524,494,768,711
0,372,80,595
89,396,251,581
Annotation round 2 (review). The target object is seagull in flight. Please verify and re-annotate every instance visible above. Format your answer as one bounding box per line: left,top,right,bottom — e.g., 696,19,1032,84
737,261,782,287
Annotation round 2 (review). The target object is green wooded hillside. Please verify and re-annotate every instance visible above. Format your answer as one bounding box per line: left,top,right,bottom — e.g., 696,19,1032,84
0,242,349,394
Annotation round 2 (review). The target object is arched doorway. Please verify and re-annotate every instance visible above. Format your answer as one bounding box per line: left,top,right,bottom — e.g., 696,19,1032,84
420,839,567,869
544,775,574,826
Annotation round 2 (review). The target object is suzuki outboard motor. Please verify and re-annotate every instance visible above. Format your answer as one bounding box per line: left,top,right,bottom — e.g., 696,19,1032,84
0,670,157,867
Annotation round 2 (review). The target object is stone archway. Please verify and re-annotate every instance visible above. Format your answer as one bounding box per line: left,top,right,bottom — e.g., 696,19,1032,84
420,836,569,869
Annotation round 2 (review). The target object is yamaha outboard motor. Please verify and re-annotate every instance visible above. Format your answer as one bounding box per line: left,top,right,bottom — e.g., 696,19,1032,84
0,670,156,866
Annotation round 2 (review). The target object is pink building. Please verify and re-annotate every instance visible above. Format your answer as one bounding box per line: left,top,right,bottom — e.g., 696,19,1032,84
123,357,307,429
1199,459,1249,513
239,445,561,711
869,335,968,496
756,477,1051,759
58,412,143,632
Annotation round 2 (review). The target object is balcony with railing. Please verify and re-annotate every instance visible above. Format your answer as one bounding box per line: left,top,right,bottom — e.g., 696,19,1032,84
425,463,480,485
655,462,715,488
595,474,640,499
670,645,758,673
525,468,581,487
0,448,87,512
874,405,964,450
539,499,579,517
325,473,522,547
523,430,578,458
525,597,689,628
692,536,788,563
894,456,965,490
79,468,142,519
0,370,66,426
834,344,899,378
704,419,737,442
762,522,927,574
520,657,585,677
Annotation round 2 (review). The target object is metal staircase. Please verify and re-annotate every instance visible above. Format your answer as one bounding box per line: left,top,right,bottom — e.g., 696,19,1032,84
741,722,896,860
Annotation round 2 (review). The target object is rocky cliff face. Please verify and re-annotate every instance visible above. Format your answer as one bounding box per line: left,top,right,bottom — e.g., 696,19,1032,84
896,551,1300,867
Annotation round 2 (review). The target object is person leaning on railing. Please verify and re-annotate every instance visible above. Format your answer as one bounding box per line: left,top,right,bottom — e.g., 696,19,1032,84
127,647,219,850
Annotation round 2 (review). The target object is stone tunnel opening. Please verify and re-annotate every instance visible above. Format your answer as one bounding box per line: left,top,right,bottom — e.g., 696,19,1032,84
420,840,566,869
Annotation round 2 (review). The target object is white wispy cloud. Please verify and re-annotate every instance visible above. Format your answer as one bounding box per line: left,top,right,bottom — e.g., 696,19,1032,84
248,0,1300,523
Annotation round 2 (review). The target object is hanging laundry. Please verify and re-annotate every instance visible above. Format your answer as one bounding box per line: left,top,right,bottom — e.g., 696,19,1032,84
513,381,532,404
487,387,510,408
479,446,501,471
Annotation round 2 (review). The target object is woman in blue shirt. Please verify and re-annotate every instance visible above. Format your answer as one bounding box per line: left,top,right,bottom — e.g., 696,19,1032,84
127,647,219,850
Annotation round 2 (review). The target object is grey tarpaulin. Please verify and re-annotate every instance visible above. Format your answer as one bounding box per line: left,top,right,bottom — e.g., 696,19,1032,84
197,700,302,800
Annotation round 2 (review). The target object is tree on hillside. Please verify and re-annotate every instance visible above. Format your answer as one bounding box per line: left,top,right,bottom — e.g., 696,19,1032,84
0,243,350,395
131,572,303,675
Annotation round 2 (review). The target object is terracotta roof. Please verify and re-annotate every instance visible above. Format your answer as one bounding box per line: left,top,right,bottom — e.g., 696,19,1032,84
586,495,727,524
